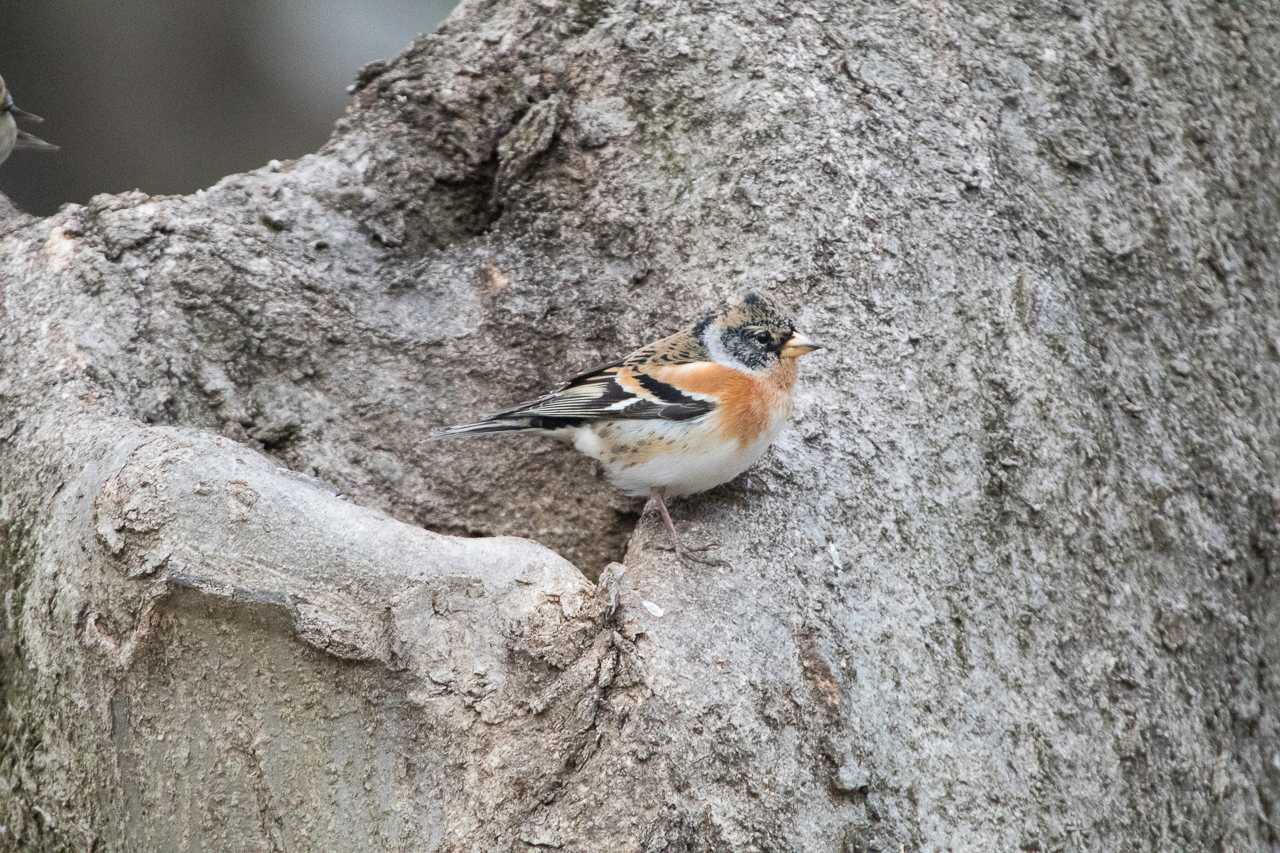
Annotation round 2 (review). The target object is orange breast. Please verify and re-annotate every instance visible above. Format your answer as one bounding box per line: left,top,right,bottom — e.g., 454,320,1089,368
650,361,796,446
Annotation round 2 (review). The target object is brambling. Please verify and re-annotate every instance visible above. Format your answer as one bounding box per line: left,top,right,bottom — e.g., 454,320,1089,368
0,75,58,167
434,292,824,563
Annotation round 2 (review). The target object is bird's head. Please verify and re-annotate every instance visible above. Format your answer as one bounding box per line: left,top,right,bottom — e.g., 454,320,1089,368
698,291,824,373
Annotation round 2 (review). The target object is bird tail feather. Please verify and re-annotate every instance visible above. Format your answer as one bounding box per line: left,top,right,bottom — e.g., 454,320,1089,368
430,419,532,439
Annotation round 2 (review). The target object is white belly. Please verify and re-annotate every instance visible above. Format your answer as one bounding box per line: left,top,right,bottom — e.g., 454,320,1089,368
572,412,787,498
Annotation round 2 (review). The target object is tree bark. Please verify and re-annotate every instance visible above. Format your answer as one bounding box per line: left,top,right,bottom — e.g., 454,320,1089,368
2,0,1278,850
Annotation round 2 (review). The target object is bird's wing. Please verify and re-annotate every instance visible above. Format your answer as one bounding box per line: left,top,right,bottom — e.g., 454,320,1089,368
490,360,716,423
431,330,719,438
13,130,58,151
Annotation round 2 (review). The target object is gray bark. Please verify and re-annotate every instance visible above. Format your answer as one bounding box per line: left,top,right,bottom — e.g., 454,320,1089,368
2,0,1278,850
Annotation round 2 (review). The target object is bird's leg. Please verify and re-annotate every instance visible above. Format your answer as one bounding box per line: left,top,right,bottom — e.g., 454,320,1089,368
651,488,681,546
650,489,727,567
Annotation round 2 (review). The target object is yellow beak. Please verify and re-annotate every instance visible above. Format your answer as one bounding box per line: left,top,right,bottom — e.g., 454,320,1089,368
780,330,823,359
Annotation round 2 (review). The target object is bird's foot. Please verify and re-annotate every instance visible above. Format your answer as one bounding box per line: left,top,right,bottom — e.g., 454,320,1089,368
648,488,730,567
656,539,729,568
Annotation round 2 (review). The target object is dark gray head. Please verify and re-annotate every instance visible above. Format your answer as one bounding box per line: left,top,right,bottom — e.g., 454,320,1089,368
698,292,822,372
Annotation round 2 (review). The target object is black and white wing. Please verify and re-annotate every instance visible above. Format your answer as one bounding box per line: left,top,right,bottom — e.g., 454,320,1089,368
432,362,714,438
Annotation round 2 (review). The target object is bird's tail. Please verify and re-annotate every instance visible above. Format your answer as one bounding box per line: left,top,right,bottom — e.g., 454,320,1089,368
430,418,533,439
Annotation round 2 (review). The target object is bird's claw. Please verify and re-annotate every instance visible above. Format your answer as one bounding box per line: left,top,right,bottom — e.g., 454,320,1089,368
656,540,729,567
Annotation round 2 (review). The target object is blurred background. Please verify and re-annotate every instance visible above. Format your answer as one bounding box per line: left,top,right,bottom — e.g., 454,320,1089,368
2,0,457,215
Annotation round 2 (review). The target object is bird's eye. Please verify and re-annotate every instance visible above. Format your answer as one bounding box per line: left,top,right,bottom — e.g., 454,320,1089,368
753,330,773,346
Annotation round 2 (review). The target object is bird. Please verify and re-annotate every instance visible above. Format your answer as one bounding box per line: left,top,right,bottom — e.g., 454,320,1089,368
433,292,824,563
0,74,58,167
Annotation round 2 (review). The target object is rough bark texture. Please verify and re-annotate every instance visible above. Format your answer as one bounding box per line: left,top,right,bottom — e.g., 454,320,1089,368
2,0,1278,850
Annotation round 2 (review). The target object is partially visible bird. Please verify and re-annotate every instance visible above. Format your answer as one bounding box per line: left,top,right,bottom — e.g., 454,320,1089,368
433,292,824,563
0,74,58,167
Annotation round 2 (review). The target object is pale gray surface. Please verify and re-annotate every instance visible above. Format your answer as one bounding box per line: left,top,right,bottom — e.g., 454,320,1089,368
1,0,1278,850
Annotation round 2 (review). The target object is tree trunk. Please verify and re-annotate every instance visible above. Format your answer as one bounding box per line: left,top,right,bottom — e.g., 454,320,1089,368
2,0,1278,850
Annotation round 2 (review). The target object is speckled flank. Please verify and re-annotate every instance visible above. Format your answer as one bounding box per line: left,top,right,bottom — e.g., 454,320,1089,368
581,411,787,498
594,424,676,467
